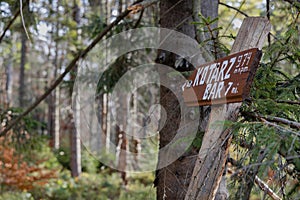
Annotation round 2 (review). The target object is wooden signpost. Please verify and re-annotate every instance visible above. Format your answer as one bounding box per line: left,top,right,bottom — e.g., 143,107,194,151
184,17,271,200
182,48,262,106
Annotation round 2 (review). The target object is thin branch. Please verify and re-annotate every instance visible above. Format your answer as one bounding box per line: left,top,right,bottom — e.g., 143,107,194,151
254,176,282,200
242,111,300,135
227,167,282,200
264,115,300,130
0,2,140,137
259,118,300,137
269,12,300,69
229,156,300,176
244,112,300,130
198,13,219,59
276,100,300,105
250,112,300,130
221,0,247,36
133,9,144,28
219,1,249,17
0,0,28,44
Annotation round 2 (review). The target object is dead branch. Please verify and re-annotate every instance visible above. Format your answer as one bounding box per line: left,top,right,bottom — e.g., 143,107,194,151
242,111,300,135
0,0,28,44
218,2,249,17
227,167,282,200
260,118,300,137
133,9,144,28
257,114,300,132
0,1,143,137
264,115,300,130
254,176,282,200
276,100,300,105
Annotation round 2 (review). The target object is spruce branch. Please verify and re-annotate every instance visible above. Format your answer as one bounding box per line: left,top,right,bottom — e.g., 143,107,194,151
255,113,300,131
263,115,300,130
283,0,300,10
270,12,299,69
242,111,300,135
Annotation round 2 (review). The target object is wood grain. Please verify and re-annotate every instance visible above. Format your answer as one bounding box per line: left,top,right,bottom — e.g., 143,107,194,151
185,17,271,200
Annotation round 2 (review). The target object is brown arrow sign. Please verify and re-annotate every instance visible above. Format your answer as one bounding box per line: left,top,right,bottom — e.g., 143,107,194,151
182,48,262,106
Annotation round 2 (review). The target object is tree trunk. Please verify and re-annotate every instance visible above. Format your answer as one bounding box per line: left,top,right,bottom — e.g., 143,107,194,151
48,0,61,149
54,87,60,148
5,35,15,108
19,32,27,107
70,0,82,177
5,57,12,107
130,88,140,170
71,95,82,177
116,92,128,185
155,0,218,199
102,92,108,148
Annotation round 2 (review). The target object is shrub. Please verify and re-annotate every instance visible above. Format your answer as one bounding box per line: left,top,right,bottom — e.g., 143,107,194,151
0,138,57,190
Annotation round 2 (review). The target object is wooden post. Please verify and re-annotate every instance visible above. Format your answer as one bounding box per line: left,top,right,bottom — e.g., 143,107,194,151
185,17,271,200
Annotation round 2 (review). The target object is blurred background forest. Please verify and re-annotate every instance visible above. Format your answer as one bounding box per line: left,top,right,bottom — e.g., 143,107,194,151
0,0,299,199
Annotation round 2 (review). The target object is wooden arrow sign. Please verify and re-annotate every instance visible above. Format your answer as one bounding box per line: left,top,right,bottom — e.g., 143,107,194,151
182,48,262,106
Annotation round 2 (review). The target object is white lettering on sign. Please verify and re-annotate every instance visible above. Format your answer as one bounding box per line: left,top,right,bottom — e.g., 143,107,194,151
225,57,236,80
193,68,203,86
243,52,252,66
202,83,211,100
218,60,228,81
186,80,193,88
202,81,226,100
182,49,258,101
207,63,217,84
191,55,240,101
199,65,209,85
225,82,233,96
203,81,235,101
236,55,243,68
210,63,220,83
182,48,261,106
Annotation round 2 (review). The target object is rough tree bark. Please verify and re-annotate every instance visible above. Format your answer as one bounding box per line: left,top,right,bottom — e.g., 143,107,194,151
155,0,219,199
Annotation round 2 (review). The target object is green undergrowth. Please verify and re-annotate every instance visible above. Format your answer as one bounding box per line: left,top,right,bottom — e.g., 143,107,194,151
0,171,156,200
